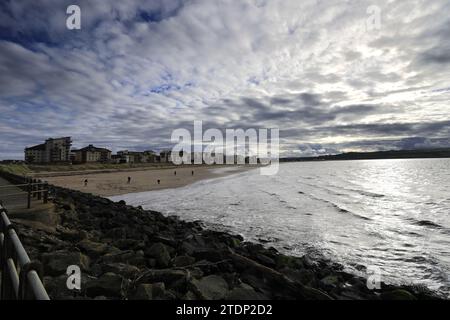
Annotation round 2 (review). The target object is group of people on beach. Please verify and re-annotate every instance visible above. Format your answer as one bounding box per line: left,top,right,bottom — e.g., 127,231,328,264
83,170,195,187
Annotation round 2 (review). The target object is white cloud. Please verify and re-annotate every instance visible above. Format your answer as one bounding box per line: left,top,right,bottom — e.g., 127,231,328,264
0,0,450,158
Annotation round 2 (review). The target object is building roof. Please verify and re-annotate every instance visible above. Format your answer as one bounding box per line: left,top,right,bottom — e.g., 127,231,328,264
76,145,111,153
25,143,46,151
45,137,71,141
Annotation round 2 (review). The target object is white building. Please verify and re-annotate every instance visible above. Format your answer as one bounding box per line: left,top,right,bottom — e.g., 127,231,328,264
25,137,72,163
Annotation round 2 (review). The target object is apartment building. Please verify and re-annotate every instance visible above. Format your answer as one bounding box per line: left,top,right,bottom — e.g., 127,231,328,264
72,145,112,163
113,150,159,163
25,137,72,163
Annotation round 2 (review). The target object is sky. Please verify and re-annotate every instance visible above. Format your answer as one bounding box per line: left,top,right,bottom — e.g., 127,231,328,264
0,0,449,159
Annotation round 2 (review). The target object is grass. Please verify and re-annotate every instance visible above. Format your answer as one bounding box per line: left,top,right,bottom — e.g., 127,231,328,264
29,162,176,172
0,163,32,176
1,162,178,174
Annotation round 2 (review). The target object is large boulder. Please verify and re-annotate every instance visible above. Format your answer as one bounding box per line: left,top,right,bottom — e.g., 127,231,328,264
77,239,110,257
190,275,229,300
130,283,153,300
85,272,128,298
319,275,340,290
42,250,90,276
145,243,172,267
130,282,167,300
226,283,269,300
381,289,417,300
137,269,187,285
173,255,195,267
101,250,143,265
101,263,140,279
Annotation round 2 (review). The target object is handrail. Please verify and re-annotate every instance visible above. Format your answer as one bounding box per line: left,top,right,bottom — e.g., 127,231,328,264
0,171,50,209
0,182,47,189
0,202,50,300
0,190,50,198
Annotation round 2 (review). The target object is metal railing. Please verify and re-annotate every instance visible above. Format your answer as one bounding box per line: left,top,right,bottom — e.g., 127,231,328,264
0,172,49,209
0,201,50,300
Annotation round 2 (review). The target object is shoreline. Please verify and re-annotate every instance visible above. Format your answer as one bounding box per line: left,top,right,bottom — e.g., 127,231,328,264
11,185,442,300
43,165,256,197
0,170,443,300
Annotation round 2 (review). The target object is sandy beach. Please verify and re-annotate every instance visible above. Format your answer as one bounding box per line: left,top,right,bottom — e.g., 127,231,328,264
44,165,254,196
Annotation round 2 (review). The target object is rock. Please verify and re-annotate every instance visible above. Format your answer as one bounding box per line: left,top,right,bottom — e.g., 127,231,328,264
57,226,81,241
183,291,198,300
162,290,177,300
190,275,229,300
137,269,187,285
320,275,340,290
180,241,196,255
42,250,90,276
114,239,145,250
381,289,417,300
339,290,364,300
192,249,225,262
44,273,96,299
275,255,297,269
145,243,172,267
152,282,166,299
101,263,140,278
77,239,109,257
102,250,139,264
85,272,127,298
281,268,316,286
256,254,276,268
62,203,76,211
152,235,177,247
130,284,153,300
173,255,195,267
226,283,268,300
43,275,72,299
105,227,126,239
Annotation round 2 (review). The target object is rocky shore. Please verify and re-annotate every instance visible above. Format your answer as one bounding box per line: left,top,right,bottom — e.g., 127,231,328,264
15,187,440,300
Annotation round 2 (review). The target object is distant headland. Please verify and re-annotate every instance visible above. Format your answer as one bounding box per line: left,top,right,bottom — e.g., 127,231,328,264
281,148,450,162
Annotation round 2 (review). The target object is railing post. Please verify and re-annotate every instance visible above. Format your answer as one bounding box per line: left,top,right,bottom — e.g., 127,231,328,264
32,179,37,198
27,182,31,209
43,183,48,204
37,180,42,201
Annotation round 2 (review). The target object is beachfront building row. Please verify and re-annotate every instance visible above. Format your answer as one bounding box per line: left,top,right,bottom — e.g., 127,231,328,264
25,137,262,164
25,137,172,164
112,150,160,164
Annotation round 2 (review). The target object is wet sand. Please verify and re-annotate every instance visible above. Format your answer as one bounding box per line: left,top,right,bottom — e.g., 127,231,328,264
44,165,254,197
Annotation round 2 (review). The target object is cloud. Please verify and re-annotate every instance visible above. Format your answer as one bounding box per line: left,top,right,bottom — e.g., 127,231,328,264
0,0,450,159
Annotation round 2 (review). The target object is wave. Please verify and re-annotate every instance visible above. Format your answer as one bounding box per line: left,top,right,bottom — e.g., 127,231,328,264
343,187,385,198
412,219,443,229
299,191,372,221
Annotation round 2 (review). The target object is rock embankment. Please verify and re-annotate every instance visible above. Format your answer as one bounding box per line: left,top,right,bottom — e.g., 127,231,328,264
15,188,439,300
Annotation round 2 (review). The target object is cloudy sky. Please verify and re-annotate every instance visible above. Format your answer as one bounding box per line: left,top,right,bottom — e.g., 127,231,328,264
0,0,449,159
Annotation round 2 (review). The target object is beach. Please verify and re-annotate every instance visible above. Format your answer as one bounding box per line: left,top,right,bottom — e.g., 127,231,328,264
43,165,254,197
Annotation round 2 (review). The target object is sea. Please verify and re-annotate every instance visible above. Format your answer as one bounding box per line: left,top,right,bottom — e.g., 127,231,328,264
110,158,450,297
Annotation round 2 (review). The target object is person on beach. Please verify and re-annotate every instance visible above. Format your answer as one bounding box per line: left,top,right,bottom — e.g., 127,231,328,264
174,171,177,176
192,170,194,176
84,179,88,186
127,176,131,184
157,179,160,185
